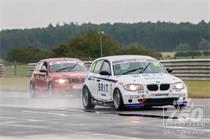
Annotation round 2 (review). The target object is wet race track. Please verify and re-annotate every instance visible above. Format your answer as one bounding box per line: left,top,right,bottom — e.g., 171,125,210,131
0,91,209,139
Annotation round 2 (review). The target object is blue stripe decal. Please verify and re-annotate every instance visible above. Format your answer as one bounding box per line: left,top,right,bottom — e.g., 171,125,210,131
126,103,144,107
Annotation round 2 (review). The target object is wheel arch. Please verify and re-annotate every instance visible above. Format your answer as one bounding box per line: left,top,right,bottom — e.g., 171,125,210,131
83,85,94,98
113,87,122,98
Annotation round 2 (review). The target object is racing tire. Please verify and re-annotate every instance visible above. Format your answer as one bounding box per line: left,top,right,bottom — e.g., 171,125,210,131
82,87,95,110
48,83,54,97
113,89,125,111
29,83,36,98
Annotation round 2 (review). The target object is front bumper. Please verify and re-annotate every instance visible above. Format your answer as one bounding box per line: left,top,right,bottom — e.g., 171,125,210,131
53,83,83,90
122,92,188,107
52,83,83,95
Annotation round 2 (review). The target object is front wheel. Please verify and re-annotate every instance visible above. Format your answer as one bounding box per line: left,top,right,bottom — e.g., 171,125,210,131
48,83,54,97
82,87,95,110
29,83,36,98
113,89,125,110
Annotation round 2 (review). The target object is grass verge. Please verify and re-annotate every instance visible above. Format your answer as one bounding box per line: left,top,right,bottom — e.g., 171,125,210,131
184,80,210,98
0,77,29,92
4,65,28,76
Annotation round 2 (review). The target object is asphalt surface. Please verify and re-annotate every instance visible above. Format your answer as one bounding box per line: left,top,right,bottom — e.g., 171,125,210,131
0,91,209,139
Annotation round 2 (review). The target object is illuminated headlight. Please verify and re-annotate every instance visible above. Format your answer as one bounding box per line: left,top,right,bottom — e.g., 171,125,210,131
55,79,69,84
172,82,185,90
124,84,144,92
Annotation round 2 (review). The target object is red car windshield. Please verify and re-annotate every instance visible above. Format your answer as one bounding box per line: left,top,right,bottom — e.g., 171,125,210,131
49,61,87,72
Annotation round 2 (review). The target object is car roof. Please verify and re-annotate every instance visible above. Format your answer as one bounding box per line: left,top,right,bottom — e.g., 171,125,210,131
40,57,81,63
95,55,156,62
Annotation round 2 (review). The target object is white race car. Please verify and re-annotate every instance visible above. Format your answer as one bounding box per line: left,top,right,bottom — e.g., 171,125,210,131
82,55,188,110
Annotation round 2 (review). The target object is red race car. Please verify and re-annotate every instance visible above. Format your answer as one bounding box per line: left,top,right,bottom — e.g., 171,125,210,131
29,58,87,97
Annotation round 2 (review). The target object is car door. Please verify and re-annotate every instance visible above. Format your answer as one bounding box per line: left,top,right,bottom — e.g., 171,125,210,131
97,60,112,101
87,60,104,99
38,61,48,90
33,61,43,90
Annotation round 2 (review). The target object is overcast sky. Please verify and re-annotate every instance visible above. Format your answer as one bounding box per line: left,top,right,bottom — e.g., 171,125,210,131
0,0,209,30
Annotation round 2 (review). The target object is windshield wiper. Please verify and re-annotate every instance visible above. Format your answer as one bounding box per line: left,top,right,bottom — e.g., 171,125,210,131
122,67,144,75
55,64,76,72
139,63,151,73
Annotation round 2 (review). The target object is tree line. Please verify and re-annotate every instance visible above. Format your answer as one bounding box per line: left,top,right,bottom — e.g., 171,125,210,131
1,21,210,58
7,30,161,63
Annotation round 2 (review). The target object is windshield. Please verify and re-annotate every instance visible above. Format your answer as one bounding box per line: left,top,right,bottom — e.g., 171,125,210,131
113,61,166,75
50,61,87,72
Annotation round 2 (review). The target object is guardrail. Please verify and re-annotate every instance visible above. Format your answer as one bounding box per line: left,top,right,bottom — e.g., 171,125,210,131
27,59,210,80
160,59,210,80
0,64,4,78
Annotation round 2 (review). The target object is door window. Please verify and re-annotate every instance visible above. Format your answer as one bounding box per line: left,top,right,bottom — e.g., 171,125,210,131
92,60,103,74
101,61,111,75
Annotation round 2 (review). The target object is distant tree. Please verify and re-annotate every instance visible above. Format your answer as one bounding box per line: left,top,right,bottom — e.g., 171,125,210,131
116,43,161,59
53,30,120,59
198,38,210,50
7,46,53,63
1,21,210,56
52,31,161,59
53,44,69,57
175,43,191,52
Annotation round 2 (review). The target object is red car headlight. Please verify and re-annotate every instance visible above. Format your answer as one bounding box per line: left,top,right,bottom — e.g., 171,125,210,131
55,79,69,84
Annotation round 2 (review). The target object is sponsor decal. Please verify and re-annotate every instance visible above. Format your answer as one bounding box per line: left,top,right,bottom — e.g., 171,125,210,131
150,93,168,96
98,83,109,96
89,76,117,83
155,93,168,96
112,58,148,65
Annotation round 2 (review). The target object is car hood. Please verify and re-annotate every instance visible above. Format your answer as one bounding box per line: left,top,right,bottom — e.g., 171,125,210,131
115,73,182,85
49,71,87,79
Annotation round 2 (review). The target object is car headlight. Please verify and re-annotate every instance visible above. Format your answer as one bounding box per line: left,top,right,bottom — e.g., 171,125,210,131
55,79,69,84
124,84,144,92
172,82,185,90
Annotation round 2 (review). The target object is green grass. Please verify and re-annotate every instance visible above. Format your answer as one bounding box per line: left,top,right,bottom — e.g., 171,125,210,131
0,77,30,92
184,80,210,98
4,65,28,76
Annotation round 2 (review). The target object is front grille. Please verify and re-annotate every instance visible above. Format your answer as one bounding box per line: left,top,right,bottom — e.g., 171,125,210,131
70,78,83,84
160,84,170,91
147,84,158,91
144,98,178,106
147,84,170,91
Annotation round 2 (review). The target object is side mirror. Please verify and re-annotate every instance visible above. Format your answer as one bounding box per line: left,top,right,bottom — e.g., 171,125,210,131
166,68,173,73
99,71,111,76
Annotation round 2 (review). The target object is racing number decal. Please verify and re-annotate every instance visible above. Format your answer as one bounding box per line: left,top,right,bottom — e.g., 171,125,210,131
98,83,108,96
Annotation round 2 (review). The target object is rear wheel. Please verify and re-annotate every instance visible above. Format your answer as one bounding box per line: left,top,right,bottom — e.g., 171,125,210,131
29,83,36,98
82,87,95,110
113,89,124,110
48,83,54,96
